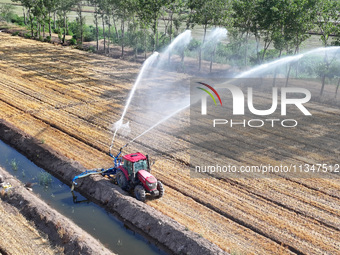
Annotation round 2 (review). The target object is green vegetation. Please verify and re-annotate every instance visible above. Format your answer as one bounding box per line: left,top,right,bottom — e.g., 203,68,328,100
1,0,339,76
9,158,19,171
0,3,15,22
37,171,53,188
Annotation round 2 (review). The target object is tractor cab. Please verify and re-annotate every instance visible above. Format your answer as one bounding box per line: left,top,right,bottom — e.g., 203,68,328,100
122,153,150,180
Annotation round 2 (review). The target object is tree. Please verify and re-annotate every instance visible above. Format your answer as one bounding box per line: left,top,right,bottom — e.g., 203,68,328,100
137,0,169,52
232,0,258,67
43,0,58,38
187,0,230,70
0,4,15,22
13,0,36,37
161,0,185,44
58,0,75,44
97,0,108,53
254,0,286,63
32,0,47,39
283,0,318,54
315,0,339,47
91,0,100,50
315,0,340,95
75,0,85,45
160,0,186,63
279,0,318,86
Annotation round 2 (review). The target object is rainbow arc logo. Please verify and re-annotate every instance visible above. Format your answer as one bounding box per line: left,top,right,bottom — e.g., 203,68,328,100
196,82,223,107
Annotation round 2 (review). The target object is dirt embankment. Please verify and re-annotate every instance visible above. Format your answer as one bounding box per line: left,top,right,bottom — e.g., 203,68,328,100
0,166,114,255
0,119,227,255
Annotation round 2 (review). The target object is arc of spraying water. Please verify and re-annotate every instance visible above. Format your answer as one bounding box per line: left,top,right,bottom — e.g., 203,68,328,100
128,104,190,145
109,30,193,153
130,47,340,144
112,33,340,150
109,52,159,154
236,46,340,78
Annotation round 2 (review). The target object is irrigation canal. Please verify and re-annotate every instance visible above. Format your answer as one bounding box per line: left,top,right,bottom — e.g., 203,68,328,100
0,139,164,255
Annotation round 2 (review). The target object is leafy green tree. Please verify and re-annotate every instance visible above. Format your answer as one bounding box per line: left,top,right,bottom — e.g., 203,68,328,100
58,0,75,44
160,0,186,62
232,0,258,67
315,0,339,47
187,0,231,70
43,0,58,38
137,0,169,52
13,0,36,37
97,0,108,52
161,0,185,43
104,0,116,54
75,0,85,45
314,0,340,95
0,4,15,22
91,0,100,50
32,0,47,39
281,0,318,86
283,0,318,54
253,0,286,63
116,0,137,57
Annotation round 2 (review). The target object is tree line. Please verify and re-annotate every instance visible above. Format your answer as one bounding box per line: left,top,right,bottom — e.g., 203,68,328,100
1,0,339,66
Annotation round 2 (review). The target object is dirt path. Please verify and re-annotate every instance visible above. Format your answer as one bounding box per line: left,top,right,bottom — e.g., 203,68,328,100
0,32,339,254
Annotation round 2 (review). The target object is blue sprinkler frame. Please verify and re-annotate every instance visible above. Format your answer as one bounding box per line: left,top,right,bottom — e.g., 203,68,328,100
70,148,124,191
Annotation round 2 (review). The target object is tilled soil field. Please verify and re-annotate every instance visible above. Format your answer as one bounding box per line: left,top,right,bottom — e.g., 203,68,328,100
0,32,339,254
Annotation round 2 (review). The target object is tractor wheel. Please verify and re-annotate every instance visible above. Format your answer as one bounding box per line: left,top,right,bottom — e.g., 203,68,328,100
116,170,128,190
157,181,164,198
134,185,146,202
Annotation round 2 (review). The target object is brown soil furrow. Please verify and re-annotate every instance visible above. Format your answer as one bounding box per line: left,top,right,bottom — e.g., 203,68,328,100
153,167,340,254
1,32,339,254
222,178,340,231
1,72,338,254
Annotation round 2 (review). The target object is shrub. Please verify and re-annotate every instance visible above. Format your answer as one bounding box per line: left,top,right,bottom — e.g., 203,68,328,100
69,38,77,45
88,46,96,52
11,31,20,36
84,26,97,42
44,36,51,43
10,14,19,24
24,33,31,39
187,38,201,51
14,16,25,26
83,32,95,42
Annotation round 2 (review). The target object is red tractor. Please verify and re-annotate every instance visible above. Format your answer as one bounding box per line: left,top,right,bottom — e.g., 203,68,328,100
71,148,164,202
116,152,164,201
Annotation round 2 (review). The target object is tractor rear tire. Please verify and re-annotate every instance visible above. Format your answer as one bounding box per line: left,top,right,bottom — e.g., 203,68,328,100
134,185,146,202
157,181,164,198
116,170,128,190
